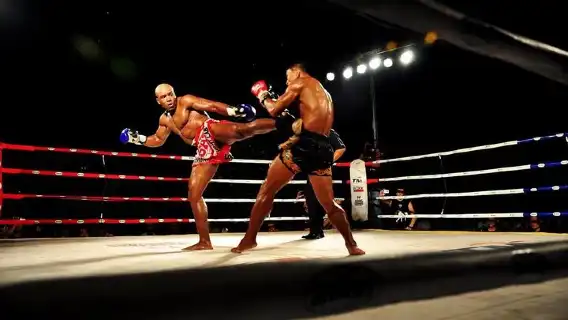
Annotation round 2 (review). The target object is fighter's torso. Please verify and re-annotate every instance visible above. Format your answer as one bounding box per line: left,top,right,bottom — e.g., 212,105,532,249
296,77,334,135
163,97,208,144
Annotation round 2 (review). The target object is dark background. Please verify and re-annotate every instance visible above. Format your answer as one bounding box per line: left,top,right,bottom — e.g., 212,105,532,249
1,0,567,224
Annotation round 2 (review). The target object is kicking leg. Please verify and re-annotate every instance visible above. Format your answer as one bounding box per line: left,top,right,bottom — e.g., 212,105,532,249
231,156,296,253
309,174,365,256
212,119,276,145
183,163,219,251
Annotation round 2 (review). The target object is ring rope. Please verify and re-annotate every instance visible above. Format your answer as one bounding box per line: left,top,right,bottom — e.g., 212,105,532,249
2,159,566,185
375,132,566,164
2,194,334,202
0,133,565,220
0,168,344,184
3,184,565,203
1,211,567,225
379,211,568,219
380,160,567,182
0,217,310,225
1,132,565,167
378,184,567,200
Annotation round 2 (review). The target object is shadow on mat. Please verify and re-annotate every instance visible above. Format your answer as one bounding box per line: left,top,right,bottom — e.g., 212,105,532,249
1,240,568,320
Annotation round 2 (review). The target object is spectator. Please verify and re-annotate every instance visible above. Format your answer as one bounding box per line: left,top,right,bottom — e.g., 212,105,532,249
382,188,418,230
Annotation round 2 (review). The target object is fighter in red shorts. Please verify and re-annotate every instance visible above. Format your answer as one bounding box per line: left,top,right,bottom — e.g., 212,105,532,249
120,83,276,250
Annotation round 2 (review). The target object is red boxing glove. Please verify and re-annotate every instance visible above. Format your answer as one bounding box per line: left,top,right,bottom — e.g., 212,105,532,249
251,80,269,102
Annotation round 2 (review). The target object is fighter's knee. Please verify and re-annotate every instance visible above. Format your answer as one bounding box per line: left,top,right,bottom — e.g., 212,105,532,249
256,191,270,204
324,202,345,216
256,186,276,204
187,188,202,203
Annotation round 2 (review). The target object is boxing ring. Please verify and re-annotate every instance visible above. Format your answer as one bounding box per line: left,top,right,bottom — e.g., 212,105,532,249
1,133,568,319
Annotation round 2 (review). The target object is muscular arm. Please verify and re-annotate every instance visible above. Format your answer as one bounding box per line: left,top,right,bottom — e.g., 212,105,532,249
144,115,171,147
262,82,302,117
180,95,233,117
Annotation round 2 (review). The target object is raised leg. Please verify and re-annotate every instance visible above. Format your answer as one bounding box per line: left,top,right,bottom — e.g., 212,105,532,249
212,119,276,145
182,163,219,251
308,175,365,256
231,156,295,253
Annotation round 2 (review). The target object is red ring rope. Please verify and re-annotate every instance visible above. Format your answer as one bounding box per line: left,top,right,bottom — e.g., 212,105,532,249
0,142,374,218
1,167,379,184
0,217,309,225
0,142,374,167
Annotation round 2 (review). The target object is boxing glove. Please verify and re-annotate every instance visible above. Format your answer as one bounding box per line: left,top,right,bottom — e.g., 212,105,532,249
266,90,279,101
227,103,256,122
120,128,147,145
251,80,278,104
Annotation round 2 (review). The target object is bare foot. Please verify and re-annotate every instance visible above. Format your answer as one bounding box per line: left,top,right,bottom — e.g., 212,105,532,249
347,245,366,256
182,242,213,251
230,239,257,253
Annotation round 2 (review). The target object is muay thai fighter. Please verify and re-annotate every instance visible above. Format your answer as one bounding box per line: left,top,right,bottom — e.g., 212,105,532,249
232,64,365,255
120,83,276,250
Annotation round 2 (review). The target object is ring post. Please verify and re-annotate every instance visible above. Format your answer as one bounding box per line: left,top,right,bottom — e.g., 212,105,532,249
350,159,369,221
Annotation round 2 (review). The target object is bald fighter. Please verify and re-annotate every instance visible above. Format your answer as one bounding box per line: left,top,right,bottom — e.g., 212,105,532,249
120,83,276,250
232,64,365,255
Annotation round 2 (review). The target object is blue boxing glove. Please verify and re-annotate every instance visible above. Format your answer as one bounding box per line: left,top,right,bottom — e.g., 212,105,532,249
227,103,256,122
120,128,147,145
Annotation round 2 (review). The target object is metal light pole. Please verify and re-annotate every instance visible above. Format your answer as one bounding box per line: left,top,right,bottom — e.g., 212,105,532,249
369,73,378,150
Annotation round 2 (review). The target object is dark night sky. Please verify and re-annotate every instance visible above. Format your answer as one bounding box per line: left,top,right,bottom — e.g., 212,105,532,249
1,0,566,218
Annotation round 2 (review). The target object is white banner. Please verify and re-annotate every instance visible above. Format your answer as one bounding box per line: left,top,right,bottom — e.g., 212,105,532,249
350,159,368,221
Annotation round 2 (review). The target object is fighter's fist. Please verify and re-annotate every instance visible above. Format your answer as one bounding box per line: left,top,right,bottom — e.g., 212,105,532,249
252,80,279,104
119,128,147,145
251,80,268,98
227,104,256,122
266,90,279,101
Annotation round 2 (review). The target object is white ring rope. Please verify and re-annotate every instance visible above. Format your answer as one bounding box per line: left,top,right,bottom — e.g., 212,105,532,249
376,132,566,164
379,211,567,219
5,159,565,185
2,132,563,166
378,185,567,200
380,160,568,182
1,133,566,222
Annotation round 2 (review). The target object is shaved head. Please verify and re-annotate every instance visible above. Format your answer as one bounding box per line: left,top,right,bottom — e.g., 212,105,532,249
154,83,177,109
155,83,175,97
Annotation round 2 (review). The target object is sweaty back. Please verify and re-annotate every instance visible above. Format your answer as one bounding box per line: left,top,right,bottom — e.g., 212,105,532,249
297,77,334,135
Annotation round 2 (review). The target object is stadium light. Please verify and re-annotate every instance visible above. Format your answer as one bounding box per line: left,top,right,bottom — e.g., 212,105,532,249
324,40,424,153
342,66,353,79
369,57,381,70
399,50,414,65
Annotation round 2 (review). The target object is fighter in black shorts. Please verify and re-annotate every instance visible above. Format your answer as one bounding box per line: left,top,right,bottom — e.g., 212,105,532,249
302,129,346,239
231,63,365,256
